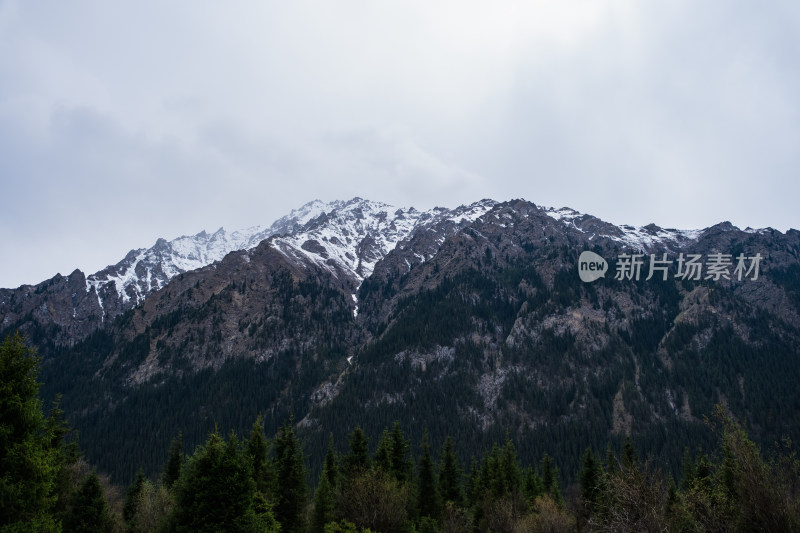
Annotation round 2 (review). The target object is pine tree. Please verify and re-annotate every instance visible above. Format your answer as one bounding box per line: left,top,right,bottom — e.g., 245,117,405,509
579,447,601,528
343,426,370,481
274,420,308,533
694,452,712,492
247,415,275,498
523,466,543,501
374,429,393,475
322,433,339,490
580,447,600,510
541,454,561,504
312,435,339,533
312,467,336,533
124,469,147,526
162,432,183,489
416,430,441,520
438,436,464,506
467,457,481,506
499,436,522,496
46,395,81,525
0,332,60,532
63,471,115,533
389,421,412,484
171,430,261,532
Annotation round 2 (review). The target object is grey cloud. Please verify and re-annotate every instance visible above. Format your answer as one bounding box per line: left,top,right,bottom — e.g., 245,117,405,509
1,0,799,287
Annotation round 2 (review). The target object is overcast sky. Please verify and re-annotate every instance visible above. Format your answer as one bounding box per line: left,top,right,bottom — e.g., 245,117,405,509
1,1,799,288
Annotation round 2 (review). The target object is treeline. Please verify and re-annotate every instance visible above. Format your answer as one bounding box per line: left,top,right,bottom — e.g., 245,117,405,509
4,333,800,532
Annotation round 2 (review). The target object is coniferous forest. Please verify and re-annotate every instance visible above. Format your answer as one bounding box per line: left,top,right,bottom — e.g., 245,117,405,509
3,332,800,532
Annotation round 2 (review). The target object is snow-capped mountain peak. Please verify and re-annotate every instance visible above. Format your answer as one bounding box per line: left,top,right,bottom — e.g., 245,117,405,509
77,197,729,324
84,199,351,310
81,198,497,318
270,198,498,285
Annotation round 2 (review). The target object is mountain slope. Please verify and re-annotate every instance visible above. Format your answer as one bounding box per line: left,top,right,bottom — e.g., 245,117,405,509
10,198,797,487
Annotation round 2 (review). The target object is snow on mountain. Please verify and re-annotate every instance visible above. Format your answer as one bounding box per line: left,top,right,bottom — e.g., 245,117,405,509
542,206,703,251
82,198,497,314
82,197,722,318
270,197,498,285
85,199,337,309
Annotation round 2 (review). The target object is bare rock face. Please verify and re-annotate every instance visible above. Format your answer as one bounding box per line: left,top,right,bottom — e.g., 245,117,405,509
0,269,104,348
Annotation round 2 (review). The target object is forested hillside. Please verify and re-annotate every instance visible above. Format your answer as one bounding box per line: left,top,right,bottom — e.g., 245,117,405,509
3,332,799,532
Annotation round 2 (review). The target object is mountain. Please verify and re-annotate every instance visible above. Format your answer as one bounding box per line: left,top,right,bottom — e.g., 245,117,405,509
0,198,496,348
2,198,800,486
0,199,331,344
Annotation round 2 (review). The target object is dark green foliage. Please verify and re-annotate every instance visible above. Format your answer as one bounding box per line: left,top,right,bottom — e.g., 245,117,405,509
389,421,413,484
162,432,183,489
46,395,83,526
541,453,561,504
523,466,543,501
343,427,370,481
579,447,600,513
416,430,440,520
312,435,339,533
374,429,393,475
170,430,262,532
63,471,115,533
0,332,60,532
312,467,336,533
274,419,308,533
437,436,464,507
247,415,275,498
124,469,147,526
498,437,523,497
322,433,339,490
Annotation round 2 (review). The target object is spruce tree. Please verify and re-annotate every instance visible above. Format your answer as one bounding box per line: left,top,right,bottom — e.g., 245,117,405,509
162,432,183,489
0,333,59,532
274,420,308,533
374,429,393,475
312,435,339,533
124,469,147,526
416,430,441,521
579,447,601,528
467,457,481,506
389,421,412,484
64,471,115,533
523,466,544,501
343,426,370,481
499,436,522,496
46,395,81,525
541,454,561,503
171,430,261,532
580,448,599,509
438,436,464,506
322,433,339,490
247,415,275,498
312,468,336,533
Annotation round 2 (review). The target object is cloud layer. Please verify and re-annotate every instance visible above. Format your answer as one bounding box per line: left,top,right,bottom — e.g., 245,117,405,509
1,0,798,287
